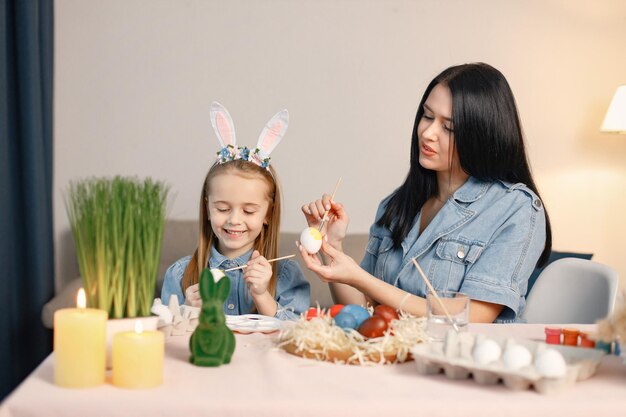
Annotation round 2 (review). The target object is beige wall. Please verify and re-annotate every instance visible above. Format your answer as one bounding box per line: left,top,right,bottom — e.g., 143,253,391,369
54,0,626,291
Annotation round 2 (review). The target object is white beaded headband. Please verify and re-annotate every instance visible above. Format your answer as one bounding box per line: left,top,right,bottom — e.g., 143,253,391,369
210,101,289,170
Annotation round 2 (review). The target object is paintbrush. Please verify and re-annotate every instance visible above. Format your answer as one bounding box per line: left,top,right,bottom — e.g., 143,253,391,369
411,257,460,332
223,254,296,272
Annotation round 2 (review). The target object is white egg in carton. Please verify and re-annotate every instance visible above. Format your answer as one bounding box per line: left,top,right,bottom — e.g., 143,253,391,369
409,330,606,395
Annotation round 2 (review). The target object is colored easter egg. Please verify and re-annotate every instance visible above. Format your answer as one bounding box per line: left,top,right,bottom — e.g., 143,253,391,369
333,311,357,330
373,305,399,324
329,304,345,318
358,316,388,339
341,304,370,327
305,307,322,321
300,227,323,254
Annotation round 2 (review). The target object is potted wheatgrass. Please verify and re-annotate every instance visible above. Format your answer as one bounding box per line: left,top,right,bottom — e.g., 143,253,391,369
66,177,169,365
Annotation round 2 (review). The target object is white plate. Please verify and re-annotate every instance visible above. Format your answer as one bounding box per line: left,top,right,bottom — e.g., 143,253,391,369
226,314,283,334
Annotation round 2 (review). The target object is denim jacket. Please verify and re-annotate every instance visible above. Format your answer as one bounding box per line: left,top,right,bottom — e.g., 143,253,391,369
361,177,546,323
161,246,310,321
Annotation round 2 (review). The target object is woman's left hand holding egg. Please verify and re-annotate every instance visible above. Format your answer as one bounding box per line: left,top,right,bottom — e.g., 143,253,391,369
244,250,272,295
301,194,349,249
298,240,362,286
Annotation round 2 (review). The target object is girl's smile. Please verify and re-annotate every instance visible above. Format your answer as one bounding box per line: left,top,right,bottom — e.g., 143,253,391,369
223,228,247,238
224,229,244,233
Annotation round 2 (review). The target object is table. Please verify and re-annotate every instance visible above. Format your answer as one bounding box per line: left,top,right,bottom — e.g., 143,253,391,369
1,324,625,417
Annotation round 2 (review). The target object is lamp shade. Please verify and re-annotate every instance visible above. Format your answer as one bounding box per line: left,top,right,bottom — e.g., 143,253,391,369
601,85,626,133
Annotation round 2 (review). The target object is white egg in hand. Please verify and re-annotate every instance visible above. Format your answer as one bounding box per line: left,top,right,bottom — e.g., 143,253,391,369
300,227,323,254
210,268,226,282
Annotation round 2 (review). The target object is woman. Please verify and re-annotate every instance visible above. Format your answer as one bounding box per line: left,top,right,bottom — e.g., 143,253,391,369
299,63,551,323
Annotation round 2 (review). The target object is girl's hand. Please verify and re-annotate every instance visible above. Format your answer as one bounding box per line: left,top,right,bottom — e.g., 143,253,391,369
297,240,361,285
301,194,349,248
244,250,272,295
184,283,202,307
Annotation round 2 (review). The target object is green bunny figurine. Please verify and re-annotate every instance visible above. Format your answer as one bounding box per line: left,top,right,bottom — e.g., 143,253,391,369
189,268,236,366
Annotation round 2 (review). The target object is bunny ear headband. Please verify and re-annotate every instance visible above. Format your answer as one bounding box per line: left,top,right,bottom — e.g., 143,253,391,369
210,101,289,170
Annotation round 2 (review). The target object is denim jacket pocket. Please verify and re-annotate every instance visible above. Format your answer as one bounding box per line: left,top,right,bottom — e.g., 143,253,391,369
365,236,382,256
433,238,485,290
379,236,395,253
366,236,397,283
436,238,485,264
365,235,394,256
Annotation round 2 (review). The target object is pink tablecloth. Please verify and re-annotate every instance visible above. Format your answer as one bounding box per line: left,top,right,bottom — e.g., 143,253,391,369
1,324,625,417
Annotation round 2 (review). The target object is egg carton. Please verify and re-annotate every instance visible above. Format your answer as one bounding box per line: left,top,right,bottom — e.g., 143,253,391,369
150,297,198,337
409,332,605,395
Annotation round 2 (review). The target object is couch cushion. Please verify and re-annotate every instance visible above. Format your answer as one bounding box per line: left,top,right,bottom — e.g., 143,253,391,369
157,220,199,290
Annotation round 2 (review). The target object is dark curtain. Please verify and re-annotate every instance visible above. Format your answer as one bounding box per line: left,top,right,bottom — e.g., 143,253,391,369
0,0,54,401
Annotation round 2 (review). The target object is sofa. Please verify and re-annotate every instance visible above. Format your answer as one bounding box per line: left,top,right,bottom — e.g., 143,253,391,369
41,220,369,328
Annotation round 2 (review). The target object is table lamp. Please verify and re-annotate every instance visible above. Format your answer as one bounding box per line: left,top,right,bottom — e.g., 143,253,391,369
601,85,626,133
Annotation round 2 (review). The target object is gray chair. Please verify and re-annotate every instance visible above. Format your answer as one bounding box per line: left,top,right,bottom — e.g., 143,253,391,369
521,258,619,324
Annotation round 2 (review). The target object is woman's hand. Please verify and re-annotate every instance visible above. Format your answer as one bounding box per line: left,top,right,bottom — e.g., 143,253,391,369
184,283,202,307
297,240,362,285
301,194,349,248
243,250,272,296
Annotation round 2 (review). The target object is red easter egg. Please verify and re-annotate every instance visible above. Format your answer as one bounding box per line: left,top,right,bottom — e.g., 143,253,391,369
357,316,388,339
329,304,345,318
306,307,322,320
373,305,400,324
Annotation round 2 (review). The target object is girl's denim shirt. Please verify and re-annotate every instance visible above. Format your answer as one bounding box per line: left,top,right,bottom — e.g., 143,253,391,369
161,246,310,321
361,177,546,323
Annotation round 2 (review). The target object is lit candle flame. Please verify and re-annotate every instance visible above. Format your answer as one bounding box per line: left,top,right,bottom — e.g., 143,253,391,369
134,320,143,334
76,288,86,309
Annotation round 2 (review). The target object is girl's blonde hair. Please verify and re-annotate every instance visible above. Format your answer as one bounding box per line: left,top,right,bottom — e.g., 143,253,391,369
181,160,281,309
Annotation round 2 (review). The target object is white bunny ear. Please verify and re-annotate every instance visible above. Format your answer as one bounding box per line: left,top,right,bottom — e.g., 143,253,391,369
255,109,289,158
210,101,237,148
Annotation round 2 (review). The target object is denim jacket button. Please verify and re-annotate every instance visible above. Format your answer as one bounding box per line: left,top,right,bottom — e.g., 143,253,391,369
227,303,235,309
457,249,466,259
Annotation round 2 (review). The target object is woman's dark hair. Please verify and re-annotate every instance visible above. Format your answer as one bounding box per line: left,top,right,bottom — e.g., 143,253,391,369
377,62,552,266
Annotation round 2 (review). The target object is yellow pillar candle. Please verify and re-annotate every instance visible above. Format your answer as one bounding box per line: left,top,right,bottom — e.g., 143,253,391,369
54,288,107,387
112,321,164,389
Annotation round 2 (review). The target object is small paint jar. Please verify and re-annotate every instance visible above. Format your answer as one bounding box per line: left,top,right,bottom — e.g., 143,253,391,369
545,327,562,345
595,340,612,353
562,328,580,346
579,332,595,348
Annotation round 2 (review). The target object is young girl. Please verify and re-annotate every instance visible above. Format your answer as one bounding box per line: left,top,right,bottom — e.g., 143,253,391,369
299,63,551,323
162,102,310,320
